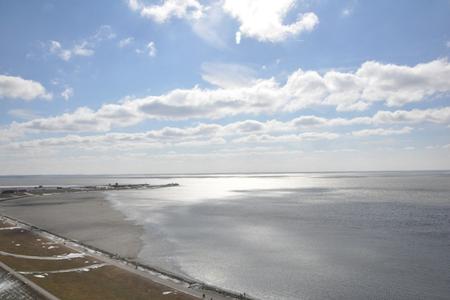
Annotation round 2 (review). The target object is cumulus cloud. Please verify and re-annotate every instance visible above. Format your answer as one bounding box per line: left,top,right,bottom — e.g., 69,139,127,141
127,1,318,46
16,106,133,133
372,107,450,124
2,59,450,135
5,105,448,146
0,74,52,101
292,107,450,128
6,104,450,151
3,122,337,153
355,59,450,107
128,0,205,23
223,0,319,43
286,58,450,111
133,58,450,118
351,126,413,137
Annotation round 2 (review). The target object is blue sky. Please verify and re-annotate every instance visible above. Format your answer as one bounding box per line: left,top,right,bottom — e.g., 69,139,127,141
0,0,449,174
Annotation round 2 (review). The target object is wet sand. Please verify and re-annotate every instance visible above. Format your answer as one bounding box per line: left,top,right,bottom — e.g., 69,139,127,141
0,192,143,259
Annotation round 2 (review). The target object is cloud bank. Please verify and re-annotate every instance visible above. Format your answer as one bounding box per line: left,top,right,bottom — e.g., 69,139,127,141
3,58,449,135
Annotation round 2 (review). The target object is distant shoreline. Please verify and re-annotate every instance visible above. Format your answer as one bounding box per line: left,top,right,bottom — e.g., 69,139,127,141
1,169,449,178
0,182,179,201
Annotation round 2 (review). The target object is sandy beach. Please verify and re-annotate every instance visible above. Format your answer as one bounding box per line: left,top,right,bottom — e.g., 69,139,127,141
0,192,143,259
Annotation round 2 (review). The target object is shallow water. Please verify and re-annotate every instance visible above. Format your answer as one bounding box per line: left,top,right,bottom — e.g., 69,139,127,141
102,172,450,300
3,172,450,299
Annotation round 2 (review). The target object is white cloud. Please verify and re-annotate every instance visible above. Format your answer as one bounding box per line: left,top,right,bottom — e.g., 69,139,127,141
128,0,205,23
372,107,450,124
285,58,450,111
135,41,157,57
3,122,337,153
6,105,449,150
47,25,115,61
446,41,450,48
129,0,225,47
147,41,157,57
2,59,450,135
223,0,319,43
49,40,72,61
118,37,134,48
61,87,74,100
201,62,256,88
92,25,116,41
232,132,339,144
72,42,95,57
127,1,318,46
190,1,233,48
352,126,413,137
235,31,241,44
8,109,39,120
291,107,450,127
49,40,94,60
128,0,140,11
355,59,450,107
0,74,52,101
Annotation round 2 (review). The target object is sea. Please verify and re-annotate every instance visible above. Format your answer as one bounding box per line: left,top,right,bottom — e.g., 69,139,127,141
1,171,450,299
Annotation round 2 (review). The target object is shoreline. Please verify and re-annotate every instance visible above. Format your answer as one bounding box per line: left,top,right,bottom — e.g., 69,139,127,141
0,189,255,300
1,214,253,300
0,183,180,202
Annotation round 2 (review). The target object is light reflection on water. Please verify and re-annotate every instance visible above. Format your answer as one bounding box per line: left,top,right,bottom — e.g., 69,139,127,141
104,172,450,300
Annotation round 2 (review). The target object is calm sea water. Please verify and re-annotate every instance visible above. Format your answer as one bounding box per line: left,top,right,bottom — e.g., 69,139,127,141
2,171,450,299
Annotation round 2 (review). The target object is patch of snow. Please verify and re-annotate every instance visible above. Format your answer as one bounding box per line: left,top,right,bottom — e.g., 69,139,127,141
0,226,21,231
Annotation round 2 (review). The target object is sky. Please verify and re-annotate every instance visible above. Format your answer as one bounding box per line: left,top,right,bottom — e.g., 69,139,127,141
0,0,450,175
